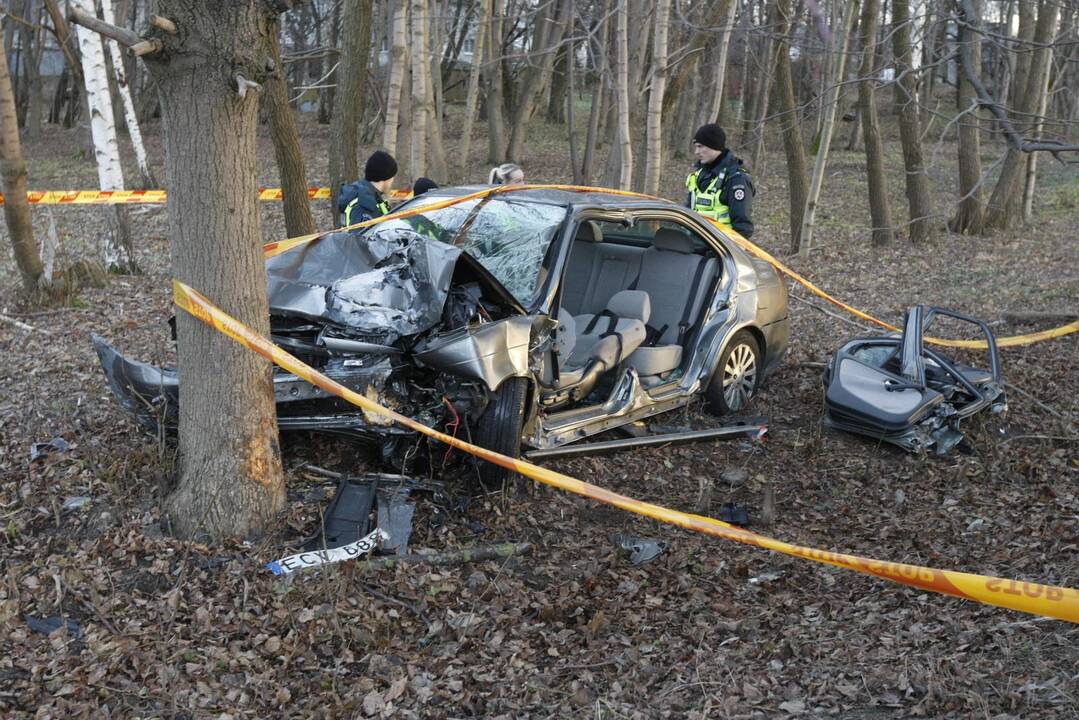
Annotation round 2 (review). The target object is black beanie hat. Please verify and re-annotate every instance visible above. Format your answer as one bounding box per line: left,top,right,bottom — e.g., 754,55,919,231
413,177,439,196
365,150,398,182
693,123,726,151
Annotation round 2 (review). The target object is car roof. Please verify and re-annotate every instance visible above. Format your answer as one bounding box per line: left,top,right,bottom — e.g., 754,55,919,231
417,185,682,212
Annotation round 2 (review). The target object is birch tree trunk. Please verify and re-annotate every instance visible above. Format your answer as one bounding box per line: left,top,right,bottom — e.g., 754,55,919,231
410,0,429,178
265,17,315,237
383,0,409,160
330,0,373,224
100,0,154,188
703,0,739,125
1022,45,1054,222
857,0,894,245
950,0,985,234
72,0,135,273
457,0,490,180
771,0,809,252
800,0,856,254
642,0,670,195
891,0,934,242
0,30,45,296
614,0,633,190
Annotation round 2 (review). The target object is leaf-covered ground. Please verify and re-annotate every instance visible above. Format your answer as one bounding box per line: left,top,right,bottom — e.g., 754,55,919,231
1,115,1077,718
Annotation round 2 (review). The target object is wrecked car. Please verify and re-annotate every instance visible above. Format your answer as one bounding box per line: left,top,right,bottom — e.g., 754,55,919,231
94,187,789,484
823,306,1006,453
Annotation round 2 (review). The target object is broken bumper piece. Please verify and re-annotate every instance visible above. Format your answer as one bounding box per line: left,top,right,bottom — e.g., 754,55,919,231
91,333,414,439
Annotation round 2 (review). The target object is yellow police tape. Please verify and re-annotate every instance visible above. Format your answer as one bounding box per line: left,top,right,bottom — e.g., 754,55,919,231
259,183,1079,350
0,187,424,205
707,221,1079,350
173,279,1078,623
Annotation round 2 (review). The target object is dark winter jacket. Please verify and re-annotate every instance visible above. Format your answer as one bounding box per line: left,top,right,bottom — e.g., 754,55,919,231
337,179,388,225
687,150,755,238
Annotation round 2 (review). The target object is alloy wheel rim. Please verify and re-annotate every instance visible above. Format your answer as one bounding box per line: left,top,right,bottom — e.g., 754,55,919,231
722,344,757,410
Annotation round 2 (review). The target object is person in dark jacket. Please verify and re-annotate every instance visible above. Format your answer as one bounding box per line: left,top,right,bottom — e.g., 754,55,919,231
338,150,398,226
685,124,755,238
413,177,439,196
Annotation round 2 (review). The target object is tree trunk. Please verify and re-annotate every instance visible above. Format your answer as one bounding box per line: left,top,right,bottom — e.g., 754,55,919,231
545,42,568,123
950,0,985,234
383,0,409,161
330,0,373,224
801,0,857,254
614,0,633,189
703,0,738,125
72,0,136,272
984,0,1060,231
891,0,934,242
147,0,286,539
100,0,155,188
770,0,809,251
320,0,342,125
484,1,506,164
410,0,429,178
20,0,43,139
457,0,490,181
1021,57,1052,223
748,30,777,174
642,0,670,195
0,29,44,296
264,18,315,237
424,6,449,184
506,0,570,162
857,0,893,245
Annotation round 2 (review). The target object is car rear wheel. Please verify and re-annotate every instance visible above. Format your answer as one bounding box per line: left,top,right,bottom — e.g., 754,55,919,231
707,330,760,415
472,377,528,490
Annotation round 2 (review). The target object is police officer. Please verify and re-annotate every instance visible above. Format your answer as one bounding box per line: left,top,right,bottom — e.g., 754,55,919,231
686,124,755,238
338,150,398,226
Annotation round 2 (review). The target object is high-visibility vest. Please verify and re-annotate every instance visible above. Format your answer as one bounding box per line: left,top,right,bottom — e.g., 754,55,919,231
686,168,730,222
344,196,390,226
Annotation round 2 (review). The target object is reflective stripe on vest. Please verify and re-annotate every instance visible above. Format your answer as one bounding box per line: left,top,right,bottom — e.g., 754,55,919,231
345,197,390,226
686,168,730,222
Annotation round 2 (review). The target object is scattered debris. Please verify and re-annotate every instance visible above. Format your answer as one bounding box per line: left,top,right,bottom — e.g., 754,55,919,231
61,496,91,512
718,502,749,526
29,437,71,464
721,467,748,488
25,615,81,639
526,419,768,460
609,533,669,565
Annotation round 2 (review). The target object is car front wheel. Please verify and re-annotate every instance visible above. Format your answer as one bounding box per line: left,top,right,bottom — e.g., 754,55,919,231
707,330,760,415
471,377,528,490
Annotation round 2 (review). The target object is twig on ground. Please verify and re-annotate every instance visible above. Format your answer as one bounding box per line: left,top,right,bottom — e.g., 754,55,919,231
789,293,876,332
0,313,44,334
1003,382,1066,419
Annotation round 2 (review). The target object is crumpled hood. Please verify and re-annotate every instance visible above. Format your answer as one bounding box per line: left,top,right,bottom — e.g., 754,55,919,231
266,227,522,338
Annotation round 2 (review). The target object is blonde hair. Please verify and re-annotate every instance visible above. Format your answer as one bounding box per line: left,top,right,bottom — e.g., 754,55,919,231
489,163,524,185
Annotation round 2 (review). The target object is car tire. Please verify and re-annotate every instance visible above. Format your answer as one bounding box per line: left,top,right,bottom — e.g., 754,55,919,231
472,377,528,490
707,330,761,415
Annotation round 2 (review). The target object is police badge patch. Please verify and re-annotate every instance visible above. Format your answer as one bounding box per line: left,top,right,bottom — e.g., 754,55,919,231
733,188,745,201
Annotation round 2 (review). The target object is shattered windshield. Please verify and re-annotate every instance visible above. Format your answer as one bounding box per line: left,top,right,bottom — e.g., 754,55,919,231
377,197,567,304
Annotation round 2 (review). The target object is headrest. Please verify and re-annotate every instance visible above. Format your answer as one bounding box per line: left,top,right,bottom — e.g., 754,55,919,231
574,220,603,243
652,228,695,254
606,290,651,324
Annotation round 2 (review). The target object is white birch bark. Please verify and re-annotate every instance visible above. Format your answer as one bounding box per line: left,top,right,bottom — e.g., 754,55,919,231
615,0,633,190
642,0,670,194
72,0,133,272
703,0,739,124
100,0,155,188
799,0,857,254
383,0,409,157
